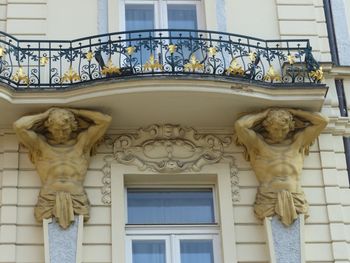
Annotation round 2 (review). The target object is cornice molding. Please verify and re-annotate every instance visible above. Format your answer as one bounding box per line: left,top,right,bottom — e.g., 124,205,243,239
325,116,350,136
101,124,239,205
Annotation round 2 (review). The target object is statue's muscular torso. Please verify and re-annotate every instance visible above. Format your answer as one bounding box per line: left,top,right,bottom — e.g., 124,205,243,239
249,137,304,193
31,139,89,194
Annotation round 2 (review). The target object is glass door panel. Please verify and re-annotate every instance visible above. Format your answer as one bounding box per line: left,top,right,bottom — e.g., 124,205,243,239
167,4,201,64
125,4,155,67
132,240,166,263
180,240,214,263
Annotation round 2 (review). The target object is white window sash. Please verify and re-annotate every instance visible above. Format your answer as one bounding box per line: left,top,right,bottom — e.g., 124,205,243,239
120,0,205,30
126,233,221,263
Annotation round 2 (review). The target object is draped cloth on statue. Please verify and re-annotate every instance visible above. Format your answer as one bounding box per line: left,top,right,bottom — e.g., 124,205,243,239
254,190,309,226
35,189,90,229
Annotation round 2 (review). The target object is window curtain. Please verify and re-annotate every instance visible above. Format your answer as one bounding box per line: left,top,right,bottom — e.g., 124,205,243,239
180,240,214,263
132,240,166,263
127,189,215,224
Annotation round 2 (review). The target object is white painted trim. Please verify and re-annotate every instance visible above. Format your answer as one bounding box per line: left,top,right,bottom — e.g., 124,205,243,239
75,215,84,263
264,217,276,263
43,218,52,263
111,162,238,263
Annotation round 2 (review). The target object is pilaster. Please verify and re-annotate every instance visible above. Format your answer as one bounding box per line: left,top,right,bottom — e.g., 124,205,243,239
0,133,19,263
318,133,350,261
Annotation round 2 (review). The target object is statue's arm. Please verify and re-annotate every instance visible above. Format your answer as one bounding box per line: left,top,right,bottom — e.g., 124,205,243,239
13,109,51,150
70,109,112,149
289,109,329,147
234,109,270,150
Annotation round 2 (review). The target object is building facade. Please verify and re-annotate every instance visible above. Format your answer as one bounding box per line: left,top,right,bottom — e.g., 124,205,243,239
0,0,349,262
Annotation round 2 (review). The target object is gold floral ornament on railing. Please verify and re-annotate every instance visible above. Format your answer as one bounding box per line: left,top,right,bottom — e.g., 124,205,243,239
101,59,121,75
226,59,245,76
208,47,217,56
85,51,94,61
61,66,81,83
126,46,136,56
0,46,6,58
143,54,163,71
309,67,324,82
248,52,257,62
40,56,49,66
184,54,204,72
264,65,281,82
168,44,177,54
287,54,296,65
12,66,29,85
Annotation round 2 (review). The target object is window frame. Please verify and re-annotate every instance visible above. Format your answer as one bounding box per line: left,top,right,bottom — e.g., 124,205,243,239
120,0,206,31
124,185,219,225
110,163,238,263
126,233,221,263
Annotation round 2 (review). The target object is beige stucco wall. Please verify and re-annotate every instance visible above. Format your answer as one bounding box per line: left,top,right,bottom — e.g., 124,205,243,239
0,122,350,262
47,0,98,39
0,1,350,263
0,0,330,64
226,0,280,39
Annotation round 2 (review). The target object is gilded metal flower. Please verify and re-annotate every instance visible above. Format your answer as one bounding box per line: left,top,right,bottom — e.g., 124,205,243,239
264,65,281,82
168,44,177,54
12,67,29,85
126,46,136,56
248,52,257,62
226,59,245,76
0,46,6,58
40,56,49,66
287,54,296,65
61,66,81,83
143,54,163,71
184,55,204,72
101,59,121,75
208,47,217,56
309,67,324,82
85,51,94,61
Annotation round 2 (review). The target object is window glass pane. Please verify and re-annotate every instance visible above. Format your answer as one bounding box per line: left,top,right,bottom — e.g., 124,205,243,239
167,4,198,30
127,189,215,224
132,240,166,263
180,240,214,263
125,4,155,67
125,4,154,31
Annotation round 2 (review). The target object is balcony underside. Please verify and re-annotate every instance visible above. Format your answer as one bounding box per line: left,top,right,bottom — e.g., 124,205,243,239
0,77,328,130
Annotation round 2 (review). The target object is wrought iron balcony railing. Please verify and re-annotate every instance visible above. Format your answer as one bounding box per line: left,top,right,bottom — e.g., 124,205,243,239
0,29,324,90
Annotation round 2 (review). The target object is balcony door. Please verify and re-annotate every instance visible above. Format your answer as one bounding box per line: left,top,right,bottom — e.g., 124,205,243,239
121,0,204,72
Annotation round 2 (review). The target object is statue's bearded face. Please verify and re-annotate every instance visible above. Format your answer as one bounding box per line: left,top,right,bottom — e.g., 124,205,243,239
46,109,77,144
263,110,295,143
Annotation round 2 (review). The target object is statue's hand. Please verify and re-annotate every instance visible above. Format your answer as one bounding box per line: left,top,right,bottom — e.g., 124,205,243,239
287,108,301,116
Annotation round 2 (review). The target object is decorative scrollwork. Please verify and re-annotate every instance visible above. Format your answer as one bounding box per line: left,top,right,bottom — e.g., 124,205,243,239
0,29,323,89
101,124,240,205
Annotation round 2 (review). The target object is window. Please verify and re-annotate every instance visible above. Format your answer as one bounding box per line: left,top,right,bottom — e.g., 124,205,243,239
125,188,221,263
122,0,204,64
122,0,204,31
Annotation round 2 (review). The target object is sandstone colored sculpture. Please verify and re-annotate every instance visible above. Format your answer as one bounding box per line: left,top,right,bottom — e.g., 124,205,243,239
14,108,111,229
235,108,328,226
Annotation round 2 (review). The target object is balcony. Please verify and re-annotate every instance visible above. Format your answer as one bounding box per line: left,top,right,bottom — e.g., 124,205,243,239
0,29,328,130
0,29,325,90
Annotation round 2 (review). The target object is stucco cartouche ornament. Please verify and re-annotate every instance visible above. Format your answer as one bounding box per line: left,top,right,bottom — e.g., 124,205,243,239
234,108,328,226
13,108,111,229
100,124,239,204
